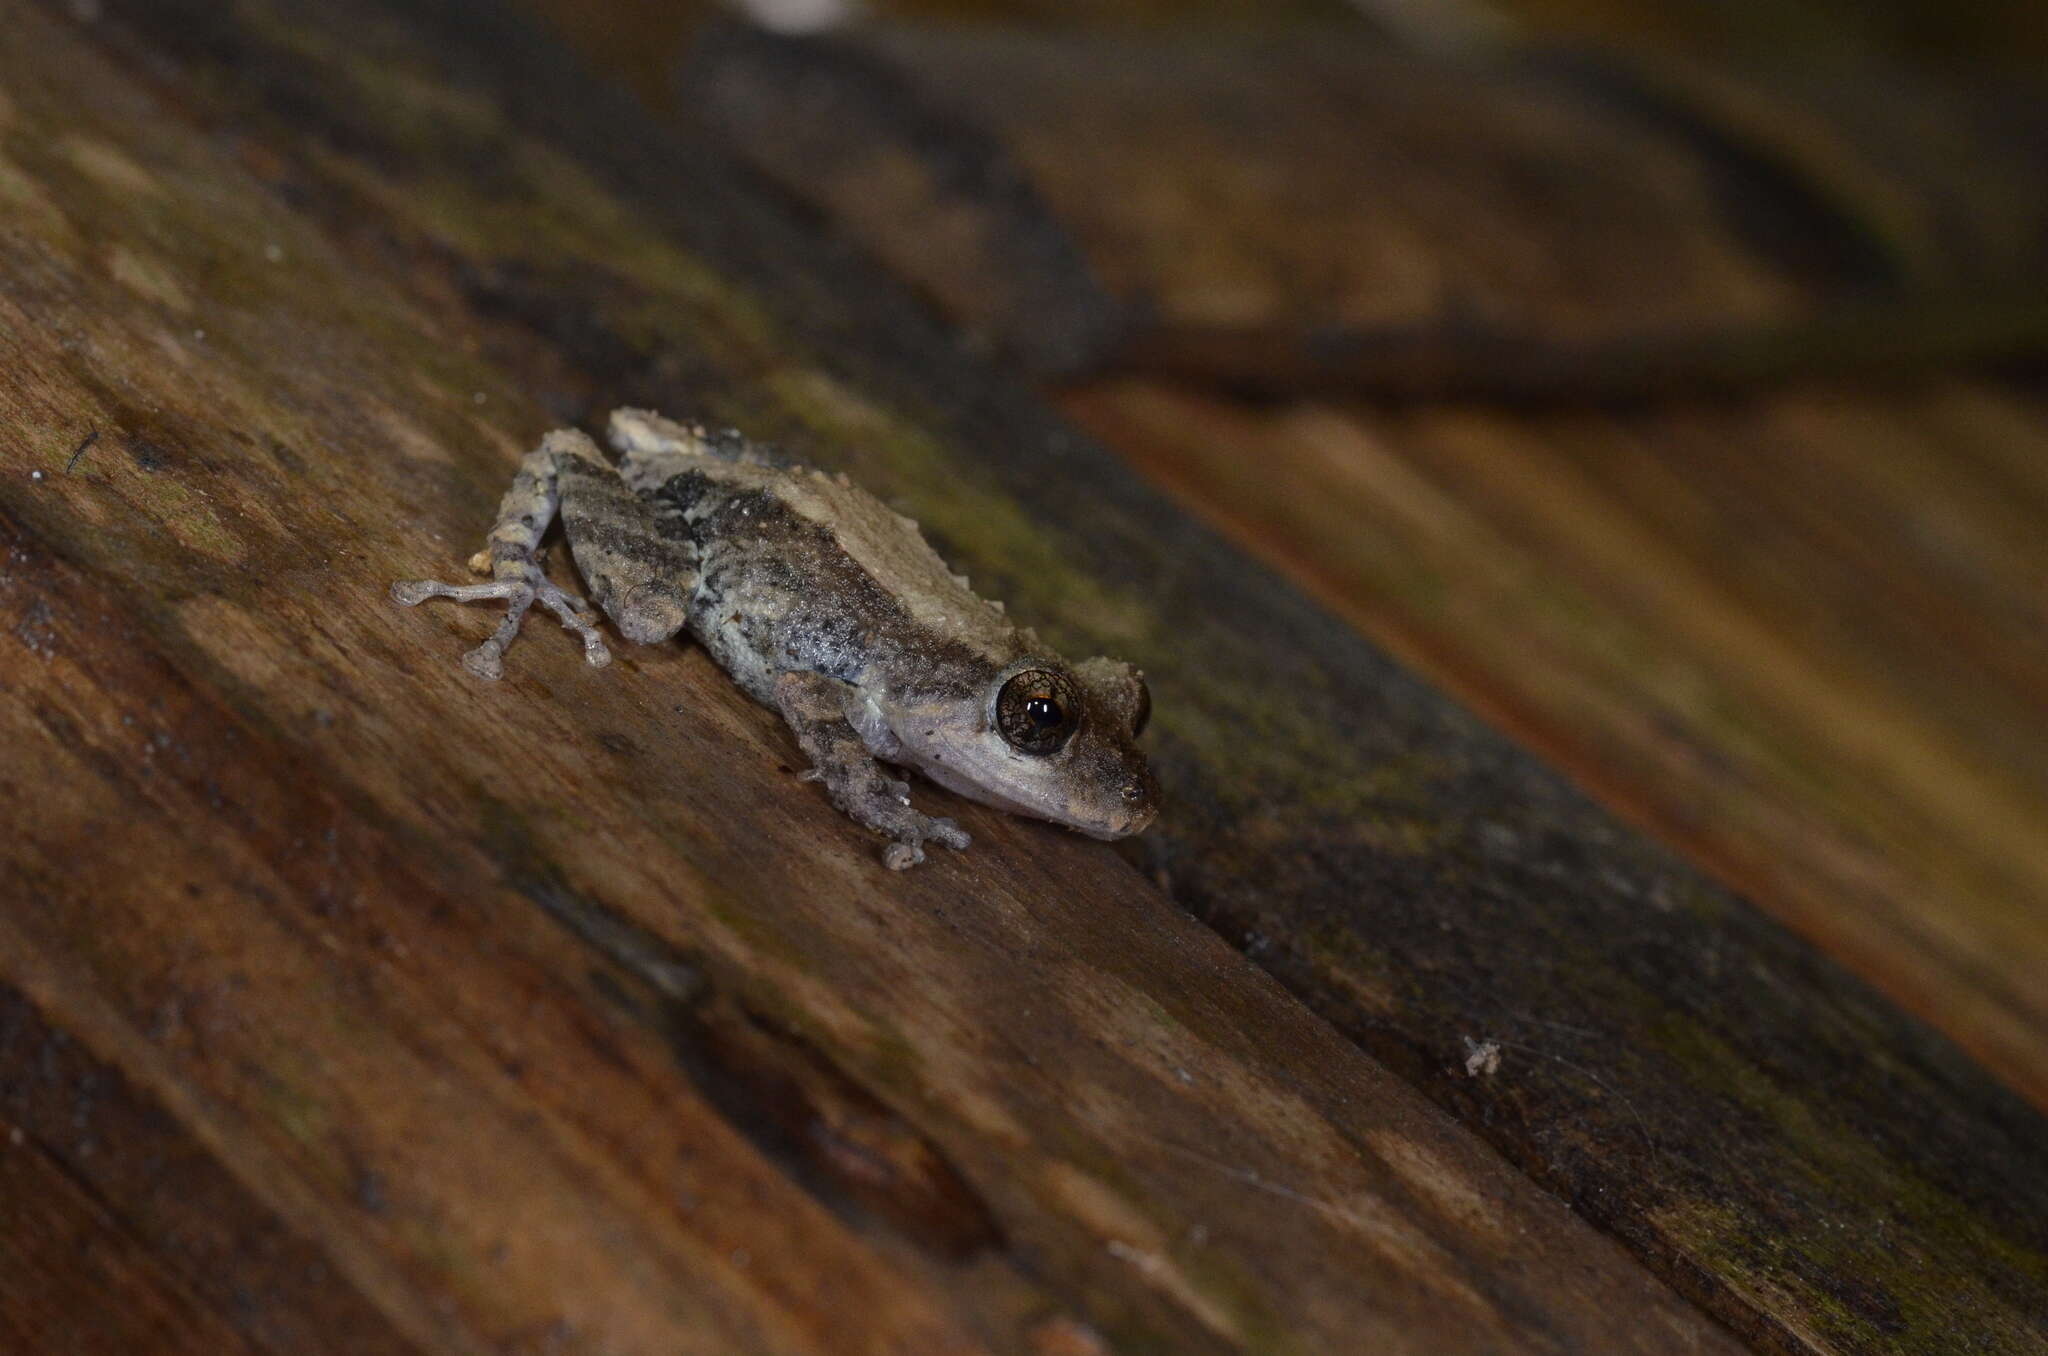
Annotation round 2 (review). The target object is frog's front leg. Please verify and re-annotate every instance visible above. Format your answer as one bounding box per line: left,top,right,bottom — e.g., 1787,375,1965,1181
774,671,971,869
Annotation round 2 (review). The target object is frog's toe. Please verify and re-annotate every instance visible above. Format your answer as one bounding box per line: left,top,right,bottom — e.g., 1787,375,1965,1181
391,569,610,677
532,579,611,668
461,639,508,682
391,577,520,608
874,813,970,869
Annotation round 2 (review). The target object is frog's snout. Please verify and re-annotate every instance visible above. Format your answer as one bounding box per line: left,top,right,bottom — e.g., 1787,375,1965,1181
1104,765,1161,837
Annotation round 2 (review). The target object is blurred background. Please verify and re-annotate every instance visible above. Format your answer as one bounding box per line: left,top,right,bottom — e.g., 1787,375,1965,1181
496,0,2048,1106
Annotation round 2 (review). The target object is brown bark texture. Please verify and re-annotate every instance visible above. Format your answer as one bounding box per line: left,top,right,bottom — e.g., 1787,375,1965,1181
0,2,2043,1355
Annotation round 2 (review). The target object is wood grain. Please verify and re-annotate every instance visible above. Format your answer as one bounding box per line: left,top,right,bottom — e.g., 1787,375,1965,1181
1064,376,2048,1354
0,1,1753,1352
1,1133,267,1356
688,24,2048,394
658,17,2048,1349
0,984,421,1356
1062,378,2048,1115
2,0,2044,1353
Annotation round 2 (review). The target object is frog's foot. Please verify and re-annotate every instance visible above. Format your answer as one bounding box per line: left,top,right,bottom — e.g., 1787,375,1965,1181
390,571,611,680
876,802,973,872
800,766,972,869
775,670,971,869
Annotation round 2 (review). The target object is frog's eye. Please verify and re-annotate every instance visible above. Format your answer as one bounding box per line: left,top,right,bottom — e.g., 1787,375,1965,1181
996,668,1081,755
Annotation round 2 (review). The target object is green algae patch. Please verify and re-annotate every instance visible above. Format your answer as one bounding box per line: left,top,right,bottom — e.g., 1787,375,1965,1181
764,367,1154,646
1651,1015,2048,1353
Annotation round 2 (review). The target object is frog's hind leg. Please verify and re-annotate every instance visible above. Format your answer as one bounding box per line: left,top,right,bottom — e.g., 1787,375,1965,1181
392,430,614,680
557,450,699,647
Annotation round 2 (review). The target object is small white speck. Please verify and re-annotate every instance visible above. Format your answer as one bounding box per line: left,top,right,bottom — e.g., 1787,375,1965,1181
734,0,856,31
1106,1239,1169,1276
1463,1037,1502,1077
192,328,206,341
471,391,488,405
29,470,45,481
264,242,285,263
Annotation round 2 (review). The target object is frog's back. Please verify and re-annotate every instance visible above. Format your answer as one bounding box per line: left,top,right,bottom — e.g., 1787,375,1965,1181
607,408,1020,688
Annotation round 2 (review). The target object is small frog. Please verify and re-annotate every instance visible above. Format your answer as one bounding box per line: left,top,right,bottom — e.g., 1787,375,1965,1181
393,409,1157,868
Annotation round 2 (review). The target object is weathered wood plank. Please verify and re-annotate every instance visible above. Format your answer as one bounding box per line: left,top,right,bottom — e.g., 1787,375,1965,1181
10,1,2038,1353
523,0,1370,109
1,1127,265,1356
0,985,422,1356
1062,378,2048,1113
1062,377,2048,1353
1473,0,2048,69
652,17,2048,1349
0,2,1752,1353
0,523,1008,1356
675,7,2048,1110
685,25,1814,375
686,24,2048,396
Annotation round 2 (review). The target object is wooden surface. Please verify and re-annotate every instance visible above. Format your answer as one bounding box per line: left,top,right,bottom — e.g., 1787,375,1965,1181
1063,378,2048,1109
0,1,1744,1352
691,23,2048,394
1,0,2045,1354
675,18,2048,1354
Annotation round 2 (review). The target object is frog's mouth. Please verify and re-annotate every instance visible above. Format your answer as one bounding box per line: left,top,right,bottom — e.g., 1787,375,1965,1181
914,753,1156,841
914,756,1057,823
1084,768,1160,840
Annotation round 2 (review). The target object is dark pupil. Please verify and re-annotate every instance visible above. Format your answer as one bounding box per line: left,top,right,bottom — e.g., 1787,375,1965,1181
999,669,1079,754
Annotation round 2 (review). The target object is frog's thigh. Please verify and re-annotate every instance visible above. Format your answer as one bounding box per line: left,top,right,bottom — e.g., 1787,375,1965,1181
558,463,698,645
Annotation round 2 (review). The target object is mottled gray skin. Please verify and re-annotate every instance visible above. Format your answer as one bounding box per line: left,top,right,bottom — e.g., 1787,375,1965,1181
393,409,1158,867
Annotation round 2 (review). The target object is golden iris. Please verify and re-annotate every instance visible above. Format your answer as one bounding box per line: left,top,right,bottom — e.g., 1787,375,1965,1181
996,668,1081,754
